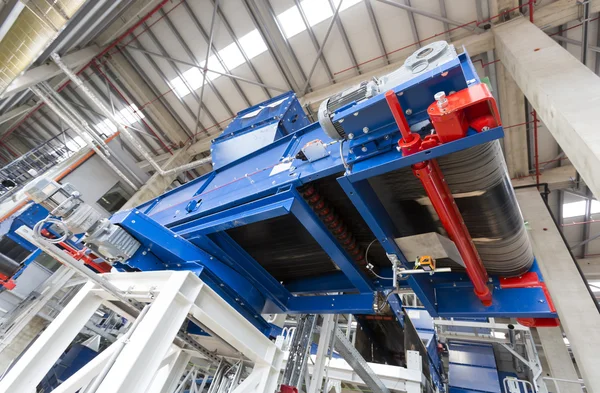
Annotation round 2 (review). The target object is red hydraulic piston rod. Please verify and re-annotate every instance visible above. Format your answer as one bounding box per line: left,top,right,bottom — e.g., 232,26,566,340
384,90,492,306
412,160,492,306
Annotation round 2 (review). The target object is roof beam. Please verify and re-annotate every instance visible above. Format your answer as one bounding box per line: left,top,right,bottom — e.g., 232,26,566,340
0,104,33,127
376,0,483,33
1,45,100,99
301,0,600,112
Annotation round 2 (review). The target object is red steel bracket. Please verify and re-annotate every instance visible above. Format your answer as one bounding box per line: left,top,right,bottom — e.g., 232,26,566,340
427,83,501,143
500,272,559,327
0,273,16,290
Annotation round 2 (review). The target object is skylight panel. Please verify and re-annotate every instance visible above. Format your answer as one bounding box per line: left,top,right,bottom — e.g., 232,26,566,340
170,75,191,97
219,43,245,70
202,56,225,81
119,103,145,124
277,6,306,38
332,0,362,11
301,0,332,25
239,30,268,59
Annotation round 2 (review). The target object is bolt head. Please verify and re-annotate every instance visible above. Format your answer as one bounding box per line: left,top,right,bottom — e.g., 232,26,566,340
434,91,446,101
363,127,369,133
361,146,368,152
348,133,354,139
405,109,412,115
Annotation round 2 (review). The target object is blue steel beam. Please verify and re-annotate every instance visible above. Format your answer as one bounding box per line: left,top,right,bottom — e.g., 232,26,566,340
289,188,374,293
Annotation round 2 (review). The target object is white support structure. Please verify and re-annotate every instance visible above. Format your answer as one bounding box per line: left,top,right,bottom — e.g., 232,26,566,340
285,353,424,393
147,346,192,393
0,281,103,393
0,271,284,393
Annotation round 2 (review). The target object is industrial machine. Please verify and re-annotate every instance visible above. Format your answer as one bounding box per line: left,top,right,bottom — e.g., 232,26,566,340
15,40,558,343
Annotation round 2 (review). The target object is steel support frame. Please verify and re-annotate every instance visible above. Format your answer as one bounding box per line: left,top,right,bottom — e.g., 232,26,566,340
0,271,284,393
114,194,376,316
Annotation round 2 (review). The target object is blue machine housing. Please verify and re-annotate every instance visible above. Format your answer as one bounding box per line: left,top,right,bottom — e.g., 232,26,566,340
0,203,49,280
111,49,556,334
211,92,310,170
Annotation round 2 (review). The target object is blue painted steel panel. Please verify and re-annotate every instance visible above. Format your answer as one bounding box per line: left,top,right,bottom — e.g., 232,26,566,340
448,342,501,393
405,307,435,332
449,365,501,393
449,343,497,368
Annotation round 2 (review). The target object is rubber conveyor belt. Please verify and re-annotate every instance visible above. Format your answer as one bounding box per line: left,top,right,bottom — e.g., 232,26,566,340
370,140,534,277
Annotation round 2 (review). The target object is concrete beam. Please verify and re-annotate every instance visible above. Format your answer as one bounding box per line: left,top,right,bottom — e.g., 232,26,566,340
1,46,100,99
537,327,581,393
497,62,528,177
516,188,600,393
137,138,212,171
511,165,577,190
495,17,600,201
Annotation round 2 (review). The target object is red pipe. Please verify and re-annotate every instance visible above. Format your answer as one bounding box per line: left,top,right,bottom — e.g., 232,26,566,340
532,110,540,188
562,219,600,227
385,91,492,306
529,0,535,23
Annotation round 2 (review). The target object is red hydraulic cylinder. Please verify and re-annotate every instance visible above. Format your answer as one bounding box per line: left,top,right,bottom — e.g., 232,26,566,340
412,160,492,306
385,90,492,306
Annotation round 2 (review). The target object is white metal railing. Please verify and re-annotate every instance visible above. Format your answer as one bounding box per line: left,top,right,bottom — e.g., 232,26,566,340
542,377,586,393
504,377,535,393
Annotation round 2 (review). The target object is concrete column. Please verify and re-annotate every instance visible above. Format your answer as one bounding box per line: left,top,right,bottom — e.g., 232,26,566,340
516,188,600,393
537,327,580,393
494,17,600,200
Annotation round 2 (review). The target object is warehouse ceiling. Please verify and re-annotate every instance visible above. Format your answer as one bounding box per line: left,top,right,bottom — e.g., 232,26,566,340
0,0,598,258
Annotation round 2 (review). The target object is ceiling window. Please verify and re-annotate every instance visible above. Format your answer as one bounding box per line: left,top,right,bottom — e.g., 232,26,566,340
277,6,305,38
96,104,145,135
332,0,363,12
239,30,268,59
562,200,600,218
301,0,332,26
277,0,363,39
219,43,246,70
169,29,267,98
